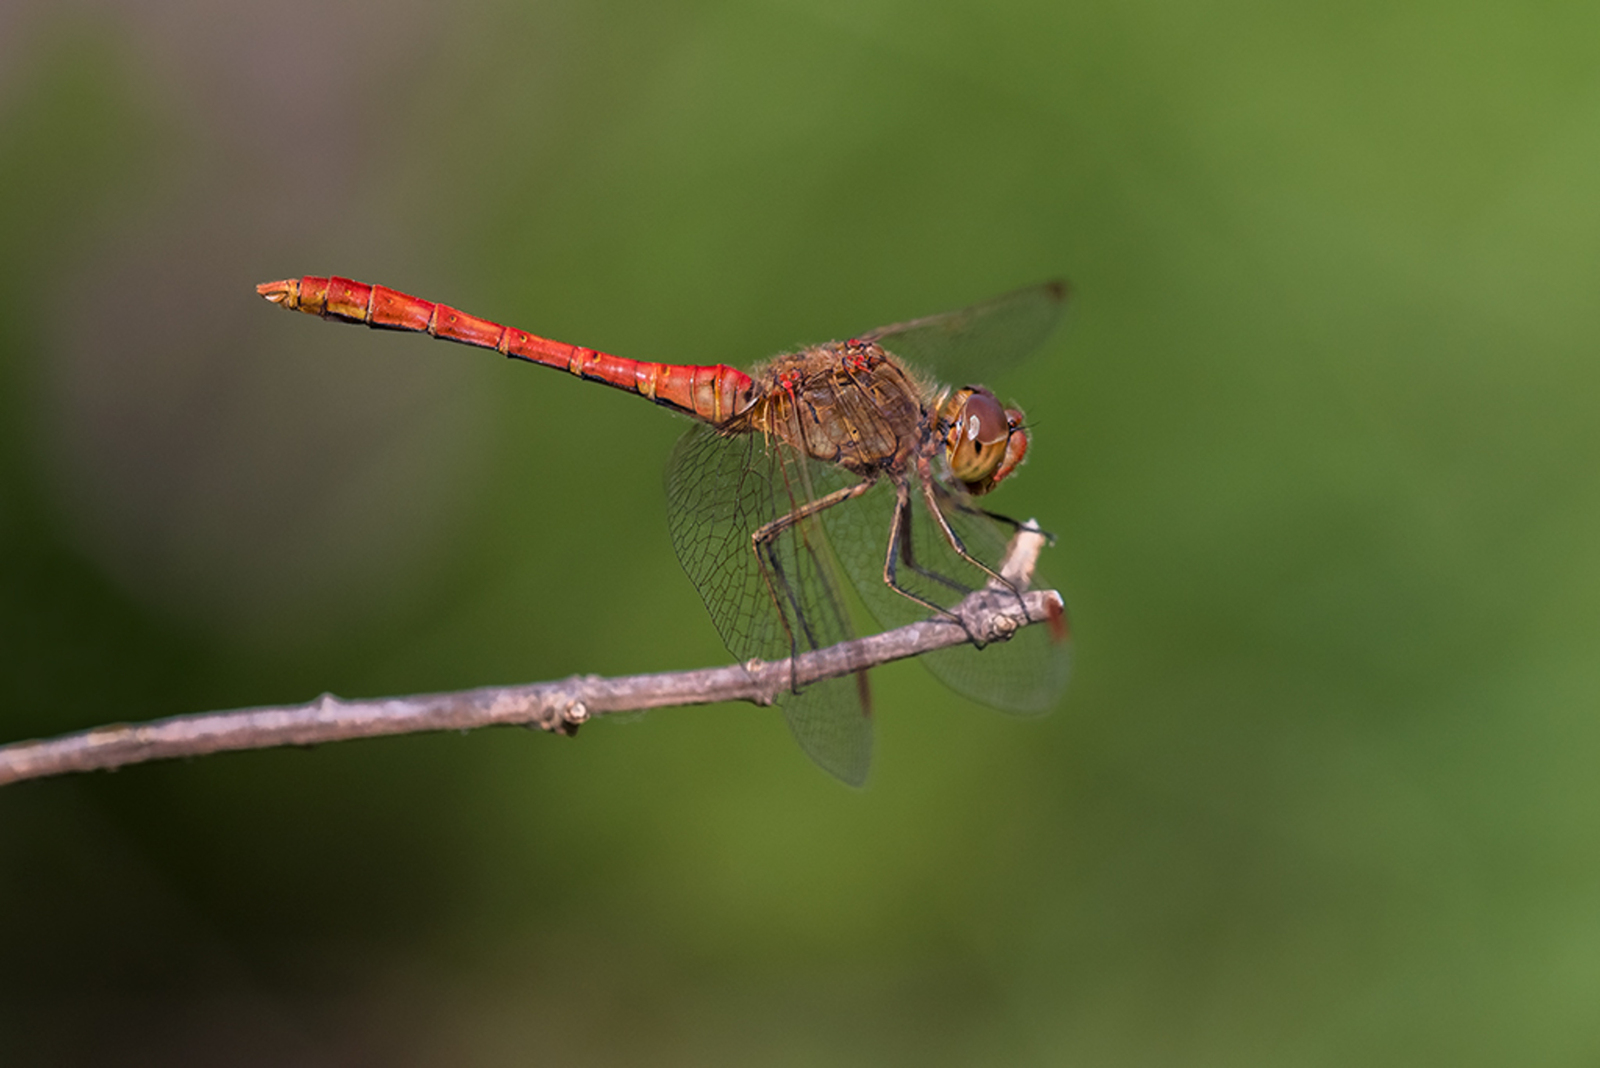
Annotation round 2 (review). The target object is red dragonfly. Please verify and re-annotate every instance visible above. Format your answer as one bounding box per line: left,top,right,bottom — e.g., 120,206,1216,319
257,275,1071,784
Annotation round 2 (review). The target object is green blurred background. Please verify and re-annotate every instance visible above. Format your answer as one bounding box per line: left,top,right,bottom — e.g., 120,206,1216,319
3,0,1598,1063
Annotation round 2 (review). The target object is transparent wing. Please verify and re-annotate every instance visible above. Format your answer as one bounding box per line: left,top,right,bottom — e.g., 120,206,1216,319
665,422,873,786
860,281,1069,384
819,471,1071,715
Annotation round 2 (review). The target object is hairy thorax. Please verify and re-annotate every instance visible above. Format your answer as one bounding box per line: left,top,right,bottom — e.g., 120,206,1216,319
738,341,932,476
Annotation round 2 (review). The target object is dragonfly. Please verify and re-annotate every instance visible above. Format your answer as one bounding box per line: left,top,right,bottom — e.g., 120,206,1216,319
256,275,1072,784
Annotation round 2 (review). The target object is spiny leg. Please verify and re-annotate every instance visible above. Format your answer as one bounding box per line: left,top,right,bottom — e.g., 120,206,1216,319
750,477,876,688
916,466,1040,622
879,480,991,645
934,488,1059,546
751,479,876,545
885,480,973,598
929,483,1062,599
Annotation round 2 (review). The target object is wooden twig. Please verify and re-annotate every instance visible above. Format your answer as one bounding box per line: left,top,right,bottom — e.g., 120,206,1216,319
0,528,1062,787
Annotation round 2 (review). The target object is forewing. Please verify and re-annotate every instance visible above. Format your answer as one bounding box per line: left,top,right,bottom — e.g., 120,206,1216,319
818,474,1071,715
665,422,873,785
860,281,1069,383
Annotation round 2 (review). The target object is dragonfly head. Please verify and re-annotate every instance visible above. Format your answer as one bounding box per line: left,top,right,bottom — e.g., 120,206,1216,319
942,386,1029,496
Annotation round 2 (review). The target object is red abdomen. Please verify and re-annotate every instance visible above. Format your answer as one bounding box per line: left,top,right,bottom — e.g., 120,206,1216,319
257,275,755,423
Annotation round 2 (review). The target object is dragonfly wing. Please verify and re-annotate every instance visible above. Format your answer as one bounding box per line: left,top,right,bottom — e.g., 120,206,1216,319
819,473,1071,715
860,281,1069,384
665,422,873,785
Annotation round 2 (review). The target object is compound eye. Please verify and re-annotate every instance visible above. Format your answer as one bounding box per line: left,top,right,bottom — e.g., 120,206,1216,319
946,388,1010,489
962,390,1008,447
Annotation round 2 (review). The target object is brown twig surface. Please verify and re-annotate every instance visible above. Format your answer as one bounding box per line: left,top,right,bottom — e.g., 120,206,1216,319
0,529,1061,787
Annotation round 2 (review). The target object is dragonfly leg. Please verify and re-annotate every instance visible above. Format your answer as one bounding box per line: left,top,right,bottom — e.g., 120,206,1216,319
749,478,876,690
902,537,971,596
916,467,1041,623
879,481,989,642
885,482,972,597
941,494,1059,546
750,479,875,545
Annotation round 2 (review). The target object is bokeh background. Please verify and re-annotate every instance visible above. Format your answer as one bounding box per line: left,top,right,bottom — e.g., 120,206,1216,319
3,0,1598,1063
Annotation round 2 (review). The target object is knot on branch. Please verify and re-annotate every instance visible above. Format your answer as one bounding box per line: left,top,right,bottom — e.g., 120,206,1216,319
554,700,588,736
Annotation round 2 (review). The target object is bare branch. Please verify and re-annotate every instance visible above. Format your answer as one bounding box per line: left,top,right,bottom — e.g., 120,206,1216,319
0,528,1063,788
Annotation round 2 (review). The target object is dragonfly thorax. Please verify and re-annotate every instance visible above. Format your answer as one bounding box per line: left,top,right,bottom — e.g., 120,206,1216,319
743,342,927,475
